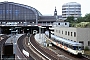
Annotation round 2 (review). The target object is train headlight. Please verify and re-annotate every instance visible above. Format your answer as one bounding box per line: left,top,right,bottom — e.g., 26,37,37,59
76,50,78,53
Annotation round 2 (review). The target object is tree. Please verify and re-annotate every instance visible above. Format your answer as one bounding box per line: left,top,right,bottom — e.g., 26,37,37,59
76,17,85,23
85,46,89,51
84,13,90,22
65,16,74,23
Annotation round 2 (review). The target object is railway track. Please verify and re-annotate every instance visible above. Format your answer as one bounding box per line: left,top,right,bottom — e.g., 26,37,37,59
30,35,62,60
49,44,88,60
24,36,46,60
23,34,88,60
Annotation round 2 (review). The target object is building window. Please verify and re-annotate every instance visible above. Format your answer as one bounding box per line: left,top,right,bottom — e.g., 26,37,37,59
88,41,90,46
74,32,76,37
58,23,60,25
79,41,84,45
65,23,67,25
71,32,72,36
74,41,76,42
68,31,70,36
62,31,63,34
65,31,67,35
56,30,57,32
59,30,60,33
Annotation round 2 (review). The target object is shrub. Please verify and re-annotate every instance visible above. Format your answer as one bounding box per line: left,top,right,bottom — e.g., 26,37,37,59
85,46,90,51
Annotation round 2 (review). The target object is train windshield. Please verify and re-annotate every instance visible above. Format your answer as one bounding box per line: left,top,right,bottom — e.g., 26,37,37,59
73,46,84,50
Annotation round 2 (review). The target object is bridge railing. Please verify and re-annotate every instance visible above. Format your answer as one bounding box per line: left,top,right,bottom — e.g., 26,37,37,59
0,23,53,26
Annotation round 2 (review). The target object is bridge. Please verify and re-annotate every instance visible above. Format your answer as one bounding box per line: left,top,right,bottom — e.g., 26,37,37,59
0,22,53,26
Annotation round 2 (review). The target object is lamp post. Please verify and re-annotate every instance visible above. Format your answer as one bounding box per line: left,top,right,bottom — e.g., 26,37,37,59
27,29,31,46
38,26,41,39
9,28,13,43
41,27,46,46
27,33,30,45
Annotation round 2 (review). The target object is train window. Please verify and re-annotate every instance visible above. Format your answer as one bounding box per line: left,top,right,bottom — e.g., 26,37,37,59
58,42,60,43
66,44,68,47
73,46,78,50
79,41,84,45
62,42,64,45
64,43,68,47
69,45,73,49
58,41,61,44
63,43,65,46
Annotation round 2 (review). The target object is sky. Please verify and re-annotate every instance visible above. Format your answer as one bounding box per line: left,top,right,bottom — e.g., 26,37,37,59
0,0,90,16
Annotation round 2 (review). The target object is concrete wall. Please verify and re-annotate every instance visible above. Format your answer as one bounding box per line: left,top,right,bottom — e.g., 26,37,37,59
77,28,90,48
54,27,90,48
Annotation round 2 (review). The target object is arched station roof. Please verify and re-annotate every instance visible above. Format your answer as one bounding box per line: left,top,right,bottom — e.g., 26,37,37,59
0,1,42,22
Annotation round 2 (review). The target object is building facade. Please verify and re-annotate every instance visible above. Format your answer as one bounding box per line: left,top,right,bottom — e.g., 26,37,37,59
54,26,90,48
62,2,81,20
0,1,57,26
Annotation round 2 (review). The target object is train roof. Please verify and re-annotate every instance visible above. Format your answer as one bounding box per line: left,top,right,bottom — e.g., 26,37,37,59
54,35,82,46
45,31,83,46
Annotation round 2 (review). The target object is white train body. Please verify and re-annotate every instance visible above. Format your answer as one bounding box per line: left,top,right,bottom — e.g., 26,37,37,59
45,31,84,55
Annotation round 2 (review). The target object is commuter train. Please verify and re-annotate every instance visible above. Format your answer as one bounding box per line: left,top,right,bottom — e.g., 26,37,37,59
45,31,84,56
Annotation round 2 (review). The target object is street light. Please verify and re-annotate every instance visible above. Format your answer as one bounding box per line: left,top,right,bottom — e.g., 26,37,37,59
32,22,34,26
38,26,42,39
9,28,13,43
41,27,46,46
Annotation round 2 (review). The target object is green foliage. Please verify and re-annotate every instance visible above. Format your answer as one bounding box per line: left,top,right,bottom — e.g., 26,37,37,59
76,13,90,23
84,13,90,22
75,22,90,28
65,16,74,23
70,23,77,27
65,13,90,27
85,46,90,51
76,17,85,23
85,22,90,28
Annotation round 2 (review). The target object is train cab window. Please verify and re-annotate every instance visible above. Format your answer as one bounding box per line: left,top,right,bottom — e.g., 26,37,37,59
78,47,82,50
79,46,84,50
